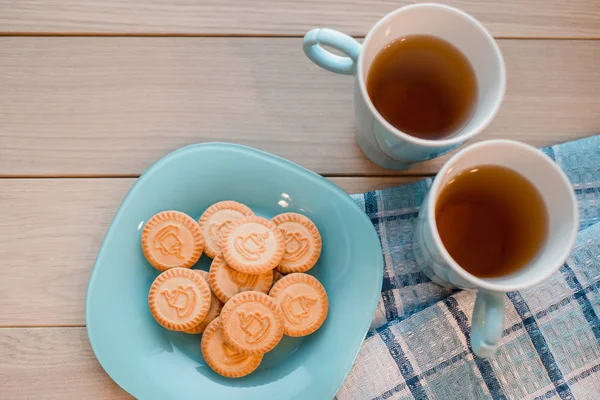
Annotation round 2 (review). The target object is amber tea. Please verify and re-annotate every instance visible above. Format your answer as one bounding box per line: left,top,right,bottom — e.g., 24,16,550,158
435,165,548,278
367,35,477,140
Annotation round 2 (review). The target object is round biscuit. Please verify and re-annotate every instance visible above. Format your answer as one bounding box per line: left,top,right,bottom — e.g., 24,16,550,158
148,268,212,331
220,291,284,355
272,213,322,274
221,216,284,274
269,273,328,337
142,210,204,271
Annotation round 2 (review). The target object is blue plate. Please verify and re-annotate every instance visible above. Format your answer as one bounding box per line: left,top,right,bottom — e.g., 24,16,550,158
86,143,383,400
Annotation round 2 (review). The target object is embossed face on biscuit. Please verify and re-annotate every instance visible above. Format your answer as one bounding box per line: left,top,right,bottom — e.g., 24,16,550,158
156,277,207,323
233,226,276,262
234,306,273,345
269,273,328,337
148,268,211,331
142,211,204,271
219,291,284,355
221,217,284,274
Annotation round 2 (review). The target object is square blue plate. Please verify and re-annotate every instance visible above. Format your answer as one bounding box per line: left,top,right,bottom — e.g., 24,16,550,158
86,143,383,400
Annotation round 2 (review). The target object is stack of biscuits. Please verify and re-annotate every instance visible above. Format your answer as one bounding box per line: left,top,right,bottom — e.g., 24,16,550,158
142,201,329,378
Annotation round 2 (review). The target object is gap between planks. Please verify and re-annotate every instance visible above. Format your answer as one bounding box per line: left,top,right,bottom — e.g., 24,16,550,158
0,174,437,179
1,33,600,40
0,324,86,329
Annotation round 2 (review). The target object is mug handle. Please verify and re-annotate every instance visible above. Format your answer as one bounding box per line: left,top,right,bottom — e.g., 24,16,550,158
302,28,362,75
471,290,505,358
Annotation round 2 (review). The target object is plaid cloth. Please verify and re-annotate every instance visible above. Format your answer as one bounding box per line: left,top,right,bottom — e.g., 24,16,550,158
339,136,600,400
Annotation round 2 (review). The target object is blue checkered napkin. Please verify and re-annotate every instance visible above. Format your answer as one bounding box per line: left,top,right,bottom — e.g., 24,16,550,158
339,136,600,400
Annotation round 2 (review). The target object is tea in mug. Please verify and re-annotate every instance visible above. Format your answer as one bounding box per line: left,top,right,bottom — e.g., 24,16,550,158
435,165,548,278
366,35,477,140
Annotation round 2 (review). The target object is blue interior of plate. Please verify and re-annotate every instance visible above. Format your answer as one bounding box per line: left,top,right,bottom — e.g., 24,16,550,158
86,143,383,400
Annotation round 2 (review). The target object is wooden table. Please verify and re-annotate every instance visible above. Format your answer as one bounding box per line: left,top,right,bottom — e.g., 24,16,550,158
0,1,598,398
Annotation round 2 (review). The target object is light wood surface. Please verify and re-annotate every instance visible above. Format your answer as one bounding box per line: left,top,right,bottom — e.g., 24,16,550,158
0,328,132,399
0,177,416,326
1,38,599,177
1,1,599,398
0,0,599,38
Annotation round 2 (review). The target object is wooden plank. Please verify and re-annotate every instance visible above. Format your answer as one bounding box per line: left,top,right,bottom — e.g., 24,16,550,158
0,0,598,37
0,327,132,399
0,179,133,326
1,38,598,177
0,177,415,326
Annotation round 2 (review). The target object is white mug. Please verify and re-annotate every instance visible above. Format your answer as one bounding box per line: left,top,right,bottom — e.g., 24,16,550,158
414,140,579,357
303,3,506,170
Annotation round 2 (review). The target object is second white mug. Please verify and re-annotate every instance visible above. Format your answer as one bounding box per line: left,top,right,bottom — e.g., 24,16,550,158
303,3,506,170
413,140,579,357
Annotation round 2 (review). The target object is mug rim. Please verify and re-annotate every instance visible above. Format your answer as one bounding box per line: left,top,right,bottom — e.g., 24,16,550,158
357,3,507,148
426,139,579,292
